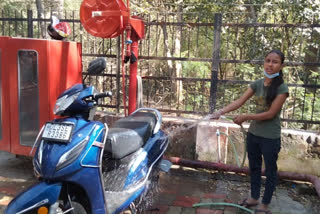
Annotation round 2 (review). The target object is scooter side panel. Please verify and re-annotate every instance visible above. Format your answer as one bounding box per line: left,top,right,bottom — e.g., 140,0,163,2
32,118,107,213
5,182,62,214
53,121,104,178
81,127,105,166
61,124,107,214
124,131,168,187
66,167,106,214
37,118,104,179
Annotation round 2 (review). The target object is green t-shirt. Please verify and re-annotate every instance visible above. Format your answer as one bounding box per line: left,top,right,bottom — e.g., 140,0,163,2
248,78,289,139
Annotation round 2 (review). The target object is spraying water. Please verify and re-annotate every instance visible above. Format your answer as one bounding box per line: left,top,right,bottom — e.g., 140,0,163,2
162,114,214,138
161,114,247,168
102,147,164,212
101,113,231,213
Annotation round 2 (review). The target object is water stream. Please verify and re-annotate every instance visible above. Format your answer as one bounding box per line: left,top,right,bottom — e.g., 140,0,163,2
101,114,216,211
162,114,213,138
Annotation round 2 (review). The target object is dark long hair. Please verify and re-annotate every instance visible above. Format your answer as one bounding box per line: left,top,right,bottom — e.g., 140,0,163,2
265,50,285,106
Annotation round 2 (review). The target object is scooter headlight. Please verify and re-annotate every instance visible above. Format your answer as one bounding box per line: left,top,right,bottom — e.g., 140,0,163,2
33,140,44,177
56,136,89,171
37,140,44,165
53,92,80,115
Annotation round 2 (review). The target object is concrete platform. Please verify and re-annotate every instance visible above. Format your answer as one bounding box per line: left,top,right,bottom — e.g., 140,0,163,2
0,151,319,214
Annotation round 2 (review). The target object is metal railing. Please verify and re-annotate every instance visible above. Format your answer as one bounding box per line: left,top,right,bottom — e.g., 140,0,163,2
1,9,320,130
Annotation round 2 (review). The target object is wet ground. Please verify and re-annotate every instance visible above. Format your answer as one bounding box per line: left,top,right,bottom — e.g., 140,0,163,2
0,151,319,214
145,166,320,214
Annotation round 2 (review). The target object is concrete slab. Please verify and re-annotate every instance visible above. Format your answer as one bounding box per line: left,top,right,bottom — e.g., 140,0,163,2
196,122,228,163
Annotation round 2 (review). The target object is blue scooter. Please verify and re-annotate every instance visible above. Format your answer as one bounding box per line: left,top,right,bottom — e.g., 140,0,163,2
5,58,170,214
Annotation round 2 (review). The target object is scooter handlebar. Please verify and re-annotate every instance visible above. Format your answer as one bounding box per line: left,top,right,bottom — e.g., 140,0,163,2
94,91,112,100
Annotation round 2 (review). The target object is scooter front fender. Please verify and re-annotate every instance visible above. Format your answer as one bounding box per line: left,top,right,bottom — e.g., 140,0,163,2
5,182,62,214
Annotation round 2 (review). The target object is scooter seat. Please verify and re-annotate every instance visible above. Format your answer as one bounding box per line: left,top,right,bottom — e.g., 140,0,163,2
105,111,157,159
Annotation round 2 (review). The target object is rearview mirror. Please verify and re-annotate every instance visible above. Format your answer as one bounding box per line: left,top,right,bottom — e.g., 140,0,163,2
87,57,106,75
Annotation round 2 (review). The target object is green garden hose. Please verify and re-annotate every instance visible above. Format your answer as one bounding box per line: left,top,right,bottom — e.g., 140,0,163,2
193,202,254,213
219,116,247,168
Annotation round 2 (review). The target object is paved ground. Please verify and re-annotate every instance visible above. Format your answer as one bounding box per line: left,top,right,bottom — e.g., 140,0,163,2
0,151,35,213
0,151,319,214
145,167,320,214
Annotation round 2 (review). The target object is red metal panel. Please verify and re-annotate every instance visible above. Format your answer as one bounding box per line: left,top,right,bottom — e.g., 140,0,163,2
0,37,82,156
130,16,145,40
47,40,82,119
0,37,11,152
7,38,48,156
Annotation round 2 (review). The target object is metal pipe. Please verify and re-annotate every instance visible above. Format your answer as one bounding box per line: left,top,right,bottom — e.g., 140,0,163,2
165,156,320,198
128,31,139,114
216,129,221,163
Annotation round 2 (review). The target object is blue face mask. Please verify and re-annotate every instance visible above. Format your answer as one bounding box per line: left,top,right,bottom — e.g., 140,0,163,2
264,70,279,79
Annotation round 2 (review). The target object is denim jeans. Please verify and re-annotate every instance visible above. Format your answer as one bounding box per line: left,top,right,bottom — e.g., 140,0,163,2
247,132,281,205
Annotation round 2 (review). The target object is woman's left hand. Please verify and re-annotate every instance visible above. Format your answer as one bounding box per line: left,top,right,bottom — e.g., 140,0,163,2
233,115,248,125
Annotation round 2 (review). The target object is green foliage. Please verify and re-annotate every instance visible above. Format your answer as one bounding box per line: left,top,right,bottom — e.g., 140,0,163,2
0,0,35,11
182,61,211,78
234,64,257,81
181,61,211,112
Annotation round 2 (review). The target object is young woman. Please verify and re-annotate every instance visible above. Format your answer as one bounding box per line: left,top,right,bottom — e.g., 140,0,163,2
212,50,289,214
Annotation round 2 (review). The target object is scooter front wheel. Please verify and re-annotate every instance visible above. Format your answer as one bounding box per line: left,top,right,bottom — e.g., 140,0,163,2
67,201,87,214
120,210,133,214
56,201,87,214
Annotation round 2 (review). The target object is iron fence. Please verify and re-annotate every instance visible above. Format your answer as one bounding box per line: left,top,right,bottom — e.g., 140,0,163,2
1,9,320,130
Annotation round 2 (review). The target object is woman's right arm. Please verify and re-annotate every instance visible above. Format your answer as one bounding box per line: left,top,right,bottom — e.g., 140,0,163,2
219,87,254,115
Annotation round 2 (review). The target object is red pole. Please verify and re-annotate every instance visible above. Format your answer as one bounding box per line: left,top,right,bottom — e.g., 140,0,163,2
128,31,139,115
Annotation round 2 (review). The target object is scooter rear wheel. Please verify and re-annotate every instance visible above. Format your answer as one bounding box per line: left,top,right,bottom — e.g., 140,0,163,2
134,167,161,213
